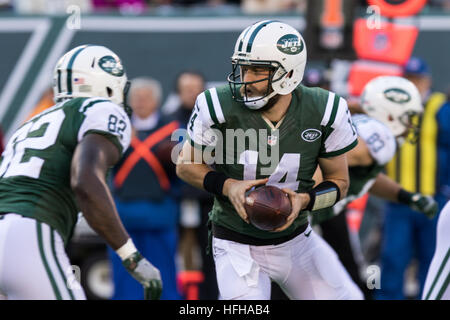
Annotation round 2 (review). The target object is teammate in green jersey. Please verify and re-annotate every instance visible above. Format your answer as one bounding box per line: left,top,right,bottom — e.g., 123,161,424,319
0,45,161,300
177,20,363,299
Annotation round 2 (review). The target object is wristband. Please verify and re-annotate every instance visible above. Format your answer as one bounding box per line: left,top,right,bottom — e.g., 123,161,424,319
203,171,229,196
306,181,341,211
398,188,414,204
116,238,138,261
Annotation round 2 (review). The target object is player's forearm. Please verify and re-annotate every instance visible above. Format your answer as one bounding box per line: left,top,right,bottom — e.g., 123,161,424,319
369,173,402,202
72,175,130,250
176,141,214,190
318,154,350,199
176,161,212,190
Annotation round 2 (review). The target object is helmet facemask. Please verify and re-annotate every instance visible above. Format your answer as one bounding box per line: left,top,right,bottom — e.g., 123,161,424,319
227,59,287,110
360,75,424,147
399,110,421,144
122,80,132,117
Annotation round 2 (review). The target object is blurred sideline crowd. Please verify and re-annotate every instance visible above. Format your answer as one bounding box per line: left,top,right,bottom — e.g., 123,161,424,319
0,0,449,15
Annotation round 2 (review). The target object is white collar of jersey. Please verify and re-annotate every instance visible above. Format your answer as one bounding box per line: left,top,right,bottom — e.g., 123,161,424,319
261,114,286,130
132,112,159,131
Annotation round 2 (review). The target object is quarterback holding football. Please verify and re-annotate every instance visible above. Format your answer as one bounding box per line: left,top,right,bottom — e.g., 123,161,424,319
177,20,363,300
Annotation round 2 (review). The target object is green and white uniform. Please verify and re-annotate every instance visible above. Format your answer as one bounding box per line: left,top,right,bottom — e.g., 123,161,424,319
188,84,358,240
422,200,450,300
0,97,131,299
188,84,363,300
313,114,397,224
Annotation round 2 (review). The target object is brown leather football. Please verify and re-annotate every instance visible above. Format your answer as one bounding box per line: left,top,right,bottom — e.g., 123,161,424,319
244,185,292,231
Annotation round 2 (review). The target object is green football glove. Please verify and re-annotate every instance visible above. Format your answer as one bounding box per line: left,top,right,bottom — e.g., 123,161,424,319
122,252,163,300
398,189,438,219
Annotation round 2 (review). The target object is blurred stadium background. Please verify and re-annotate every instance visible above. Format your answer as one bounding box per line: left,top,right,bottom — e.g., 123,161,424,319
0,0,449,300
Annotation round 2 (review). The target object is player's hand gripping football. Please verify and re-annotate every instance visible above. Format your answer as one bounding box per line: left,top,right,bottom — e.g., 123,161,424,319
272,188,309,232
122,252,163,300
223,177,269,223
408,193,438,219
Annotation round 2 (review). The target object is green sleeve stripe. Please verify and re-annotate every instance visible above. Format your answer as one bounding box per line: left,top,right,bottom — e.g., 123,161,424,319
37,222,62,300
425,247,450,299
436,269,450,300
205,90,219,126
80,99,109,113
51,229,75,300
320,139,358,158
188,135,208,151
66,45,90,95
326,94,340,128
83,129,124,155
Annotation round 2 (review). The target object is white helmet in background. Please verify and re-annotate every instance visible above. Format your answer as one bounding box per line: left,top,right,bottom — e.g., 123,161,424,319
361,76,423,145
227,20,307,110
53,44,131,115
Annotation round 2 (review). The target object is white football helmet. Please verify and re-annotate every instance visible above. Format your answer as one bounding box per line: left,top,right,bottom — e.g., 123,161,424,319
227,20,307,110
361,76,423,145
53,44,131,115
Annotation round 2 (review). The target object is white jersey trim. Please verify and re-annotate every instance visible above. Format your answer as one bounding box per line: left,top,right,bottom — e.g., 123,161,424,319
323,97,357,154
210,87,225,124
187,91,220,148
77,99,131,155
320,92,335,126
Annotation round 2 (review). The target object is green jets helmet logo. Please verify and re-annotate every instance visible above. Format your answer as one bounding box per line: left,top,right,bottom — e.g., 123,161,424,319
98,56,124,77
301,129,322,142
384,88,411,104
277,34,304,55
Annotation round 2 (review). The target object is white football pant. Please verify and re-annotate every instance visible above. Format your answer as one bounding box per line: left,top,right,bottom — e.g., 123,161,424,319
212,225,364,300
422,201,450,300
0,214,86,300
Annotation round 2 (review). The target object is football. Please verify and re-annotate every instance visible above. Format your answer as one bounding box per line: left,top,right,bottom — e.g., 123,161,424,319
154,140,178,165
244,185,292,231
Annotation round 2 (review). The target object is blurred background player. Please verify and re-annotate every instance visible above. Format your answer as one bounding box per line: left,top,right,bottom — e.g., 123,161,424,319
313,76,438,299
108,77,181,300
169,70,219,299
0,45,162,300
376,57,449,299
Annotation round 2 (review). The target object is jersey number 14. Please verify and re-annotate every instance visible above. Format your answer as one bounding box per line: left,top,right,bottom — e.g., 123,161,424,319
239,150,300,191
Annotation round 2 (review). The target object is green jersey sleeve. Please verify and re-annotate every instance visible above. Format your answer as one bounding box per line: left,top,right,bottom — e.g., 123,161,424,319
187,89,226,149
319,94,358,157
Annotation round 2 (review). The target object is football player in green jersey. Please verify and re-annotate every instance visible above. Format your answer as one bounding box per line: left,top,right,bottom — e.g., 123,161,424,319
0,45,161,300
176,20,363,299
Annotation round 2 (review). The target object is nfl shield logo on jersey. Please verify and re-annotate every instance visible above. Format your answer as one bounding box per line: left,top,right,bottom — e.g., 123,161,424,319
268,135,278,146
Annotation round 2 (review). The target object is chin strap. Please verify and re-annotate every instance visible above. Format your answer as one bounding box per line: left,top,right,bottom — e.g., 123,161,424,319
244,90,278,110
